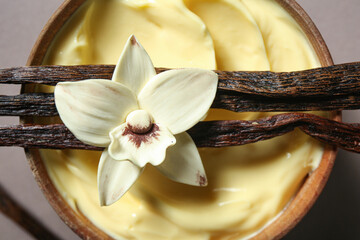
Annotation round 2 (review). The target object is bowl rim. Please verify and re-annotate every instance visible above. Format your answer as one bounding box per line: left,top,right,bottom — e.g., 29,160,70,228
22,0,339,239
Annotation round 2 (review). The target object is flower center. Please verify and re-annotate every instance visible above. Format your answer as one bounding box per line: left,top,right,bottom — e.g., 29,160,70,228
126,110,153,134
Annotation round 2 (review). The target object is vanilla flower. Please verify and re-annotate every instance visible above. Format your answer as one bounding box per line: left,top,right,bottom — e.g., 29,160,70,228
54,35,218,206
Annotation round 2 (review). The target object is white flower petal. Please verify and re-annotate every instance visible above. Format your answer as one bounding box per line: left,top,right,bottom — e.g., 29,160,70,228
138,68,218,134
156,132,207,186
97,150,142,206
108,123,176,168
112,35,156,95
54,80,138,146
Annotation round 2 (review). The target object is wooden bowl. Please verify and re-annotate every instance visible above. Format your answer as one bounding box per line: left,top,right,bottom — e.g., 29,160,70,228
22,0,339,239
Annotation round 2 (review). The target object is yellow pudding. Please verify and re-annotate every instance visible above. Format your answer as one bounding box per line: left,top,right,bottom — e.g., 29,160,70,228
38,0,325,239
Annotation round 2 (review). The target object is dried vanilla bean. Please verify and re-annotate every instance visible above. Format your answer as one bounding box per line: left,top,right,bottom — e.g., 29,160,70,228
1,63,360,116
0,113,359,153
1,62,360,97
1,91,360,116
0,184,61,240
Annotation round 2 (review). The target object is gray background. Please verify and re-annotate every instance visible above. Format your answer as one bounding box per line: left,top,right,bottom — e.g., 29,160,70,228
0,0,359,239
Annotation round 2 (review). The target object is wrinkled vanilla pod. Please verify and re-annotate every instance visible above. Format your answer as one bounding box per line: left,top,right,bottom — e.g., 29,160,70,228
0,113,358,153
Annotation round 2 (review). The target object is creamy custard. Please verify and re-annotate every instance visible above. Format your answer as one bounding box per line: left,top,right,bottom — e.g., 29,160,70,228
39,0,324,239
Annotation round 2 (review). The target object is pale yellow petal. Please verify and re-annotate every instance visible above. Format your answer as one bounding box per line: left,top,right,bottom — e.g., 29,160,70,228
138,68,218,134
97,150,142,206
54,80,138,146
156,132,207,186
112,35,156,95
108,123,176,168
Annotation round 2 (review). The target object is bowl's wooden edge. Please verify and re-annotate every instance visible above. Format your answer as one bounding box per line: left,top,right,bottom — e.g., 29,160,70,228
278,0,334,67
22,0,339,240
251,0,339,239
26,0,85,66
24,149,109,239
23,0,111,239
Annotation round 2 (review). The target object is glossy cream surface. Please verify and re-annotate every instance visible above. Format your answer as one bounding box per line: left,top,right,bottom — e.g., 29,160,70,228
40,0,324,239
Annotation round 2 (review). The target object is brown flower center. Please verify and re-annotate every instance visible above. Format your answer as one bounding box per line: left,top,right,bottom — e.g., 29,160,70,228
123,124,160,148
127,123,153,134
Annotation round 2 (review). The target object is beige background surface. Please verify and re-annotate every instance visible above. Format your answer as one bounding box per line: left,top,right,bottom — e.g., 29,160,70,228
0,0,359,239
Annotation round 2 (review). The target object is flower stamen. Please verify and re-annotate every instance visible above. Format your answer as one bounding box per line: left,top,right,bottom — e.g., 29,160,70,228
126,110,153,134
